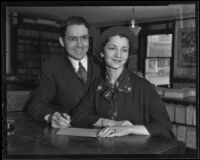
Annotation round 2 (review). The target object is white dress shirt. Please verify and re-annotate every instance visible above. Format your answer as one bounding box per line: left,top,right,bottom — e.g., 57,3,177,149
68,55,88,72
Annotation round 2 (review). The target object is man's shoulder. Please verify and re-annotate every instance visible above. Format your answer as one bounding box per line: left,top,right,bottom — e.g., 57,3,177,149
43,55,67,67
88,55,104,71
88,55,101,63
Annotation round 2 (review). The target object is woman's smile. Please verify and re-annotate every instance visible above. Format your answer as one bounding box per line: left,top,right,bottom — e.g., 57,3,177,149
112,58,124,63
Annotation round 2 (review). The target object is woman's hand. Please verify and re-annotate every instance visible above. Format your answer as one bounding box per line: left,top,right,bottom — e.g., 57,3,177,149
98,125,150,137
50,112,71,129
93,118,134,128
98,126,131,137
103,119,133,127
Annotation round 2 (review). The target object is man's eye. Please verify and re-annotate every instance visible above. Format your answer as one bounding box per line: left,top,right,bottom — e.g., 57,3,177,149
108,47,115,50
67,37,76,41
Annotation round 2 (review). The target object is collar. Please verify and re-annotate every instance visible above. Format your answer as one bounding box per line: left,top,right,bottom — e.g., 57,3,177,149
68,55,88,72
96,68,132,101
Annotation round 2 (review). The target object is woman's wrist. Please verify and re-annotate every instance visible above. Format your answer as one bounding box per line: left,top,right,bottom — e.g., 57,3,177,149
101,118,115,127
101,118,105,127
127,125,150,135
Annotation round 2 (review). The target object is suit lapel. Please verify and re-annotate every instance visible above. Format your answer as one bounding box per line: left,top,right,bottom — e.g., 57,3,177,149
62,56,85,97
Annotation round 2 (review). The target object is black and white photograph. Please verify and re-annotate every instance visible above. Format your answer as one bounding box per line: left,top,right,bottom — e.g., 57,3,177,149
2,1,199,159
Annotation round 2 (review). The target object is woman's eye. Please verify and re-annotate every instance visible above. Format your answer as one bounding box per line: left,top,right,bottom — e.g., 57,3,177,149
82,35,89,40
122,48,129,52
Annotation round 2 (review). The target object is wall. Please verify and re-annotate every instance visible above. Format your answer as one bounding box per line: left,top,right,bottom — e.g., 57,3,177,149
89,25,100,55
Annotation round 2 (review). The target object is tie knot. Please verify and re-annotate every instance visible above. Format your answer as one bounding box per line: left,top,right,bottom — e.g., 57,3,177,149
79,61,84,68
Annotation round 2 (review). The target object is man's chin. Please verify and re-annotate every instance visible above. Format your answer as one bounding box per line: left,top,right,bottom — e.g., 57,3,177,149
74,54,86,60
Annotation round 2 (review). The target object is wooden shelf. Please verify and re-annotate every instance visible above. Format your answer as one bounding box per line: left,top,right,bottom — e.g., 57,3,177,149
11,23,63,78
162,96,196,105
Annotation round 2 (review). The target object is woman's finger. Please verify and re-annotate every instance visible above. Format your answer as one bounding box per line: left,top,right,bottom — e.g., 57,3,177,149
99,128,116,137
98,127,110,136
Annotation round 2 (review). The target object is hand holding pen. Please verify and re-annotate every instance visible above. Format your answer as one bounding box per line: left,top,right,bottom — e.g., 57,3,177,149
50,112,71,129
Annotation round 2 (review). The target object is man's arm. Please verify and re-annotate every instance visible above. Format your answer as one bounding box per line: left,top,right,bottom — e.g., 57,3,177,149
25,61,57,122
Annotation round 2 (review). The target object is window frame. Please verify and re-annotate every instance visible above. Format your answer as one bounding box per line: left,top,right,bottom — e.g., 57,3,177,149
138,20,175,88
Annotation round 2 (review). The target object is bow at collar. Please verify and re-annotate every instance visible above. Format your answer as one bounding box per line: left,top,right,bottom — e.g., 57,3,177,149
96,68,132,101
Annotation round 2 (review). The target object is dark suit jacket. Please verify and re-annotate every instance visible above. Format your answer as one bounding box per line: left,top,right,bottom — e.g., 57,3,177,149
25,55,101,122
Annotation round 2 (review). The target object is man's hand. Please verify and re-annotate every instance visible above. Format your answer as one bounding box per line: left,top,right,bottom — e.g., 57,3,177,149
49,112,71,129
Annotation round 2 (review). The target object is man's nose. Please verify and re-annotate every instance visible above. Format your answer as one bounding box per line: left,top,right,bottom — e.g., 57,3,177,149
76,38,83,46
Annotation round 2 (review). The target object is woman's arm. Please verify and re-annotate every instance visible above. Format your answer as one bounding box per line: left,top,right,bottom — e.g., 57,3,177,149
143,81,175,139
98,125,150,137
93,118,134,127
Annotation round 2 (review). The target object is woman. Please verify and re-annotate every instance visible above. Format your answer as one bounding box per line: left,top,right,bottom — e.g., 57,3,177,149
71,26,174,139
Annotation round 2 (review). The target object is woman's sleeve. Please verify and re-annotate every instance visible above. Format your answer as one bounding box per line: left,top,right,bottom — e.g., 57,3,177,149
144,82,175,139
71,80,100,127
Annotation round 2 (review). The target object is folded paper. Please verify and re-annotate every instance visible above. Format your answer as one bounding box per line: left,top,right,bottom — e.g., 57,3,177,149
57,127,100,137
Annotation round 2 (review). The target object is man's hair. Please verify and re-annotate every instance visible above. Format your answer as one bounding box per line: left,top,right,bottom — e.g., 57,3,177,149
59,16,89,38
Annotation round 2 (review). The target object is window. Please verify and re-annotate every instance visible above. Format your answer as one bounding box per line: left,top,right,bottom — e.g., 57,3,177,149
145,34,172,87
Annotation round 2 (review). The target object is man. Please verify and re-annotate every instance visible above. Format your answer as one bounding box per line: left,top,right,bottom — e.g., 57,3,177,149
25,16,101,128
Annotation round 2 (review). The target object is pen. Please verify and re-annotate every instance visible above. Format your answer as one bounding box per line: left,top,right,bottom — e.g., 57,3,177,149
61,113,71,123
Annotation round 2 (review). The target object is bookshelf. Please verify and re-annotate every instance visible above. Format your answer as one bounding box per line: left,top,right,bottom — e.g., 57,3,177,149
11,23,64,78
155,87,196,150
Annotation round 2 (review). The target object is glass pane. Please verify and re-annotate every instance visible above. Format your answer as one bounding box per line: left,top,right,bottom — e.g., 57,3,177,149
145,58,170,86
147,34,172,57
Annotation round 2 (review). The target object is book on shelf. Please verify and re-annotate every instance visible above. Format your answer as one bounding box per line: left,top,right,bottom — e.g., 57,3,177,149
186,127,196,149
156,87,196,99
164,88,187,99
176,125,187,142
186,105,194,125
192,107,196,126
175,104,186,124
174,125,196,149
183,88,196,97
173,82,196,89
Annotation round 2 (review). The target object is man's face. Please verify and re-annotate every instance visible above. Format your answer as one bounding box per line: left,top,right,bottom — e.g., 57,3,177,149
61,24,89,60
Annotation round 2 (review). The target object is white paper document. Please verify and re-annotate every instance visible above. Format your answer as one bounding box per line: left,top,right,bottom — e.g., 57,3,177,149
56,127,100,137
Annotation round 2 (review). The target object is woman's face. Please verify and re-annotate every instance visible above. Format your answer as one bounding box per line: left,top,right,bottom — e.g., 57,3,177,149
103,35,129,69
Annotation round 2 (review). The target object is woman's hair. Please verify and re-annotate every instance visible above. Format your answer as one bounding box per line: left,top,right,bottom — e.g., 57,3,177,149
100,33,131,54
95,26,135,56
59,16,89,38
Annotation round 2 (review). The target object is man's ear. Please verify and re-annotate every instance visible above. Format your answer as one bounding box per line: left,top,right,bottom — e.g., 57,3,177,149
58,37,64,47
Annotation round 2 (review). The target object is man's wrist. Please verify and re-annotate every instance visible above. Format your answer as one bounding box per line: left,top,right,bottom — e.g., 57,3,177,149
44,114,52,124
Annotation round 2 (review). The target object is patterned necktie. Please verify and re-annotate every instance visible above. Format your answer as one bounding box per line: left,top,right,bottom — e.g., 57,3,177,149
77,62,87,84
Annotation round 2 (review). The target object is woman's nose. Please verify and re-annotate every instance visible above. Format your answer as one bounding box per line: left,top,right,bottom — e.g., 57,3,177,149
114,50,121,58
